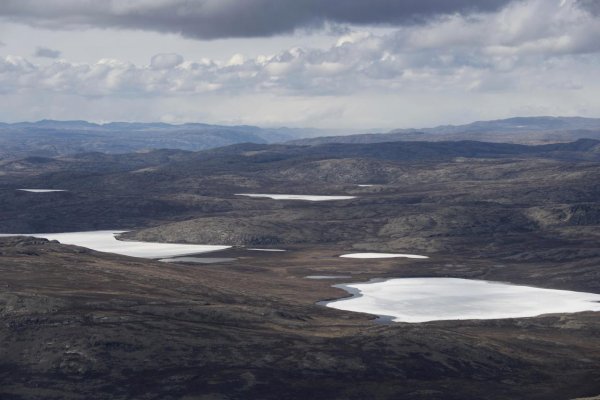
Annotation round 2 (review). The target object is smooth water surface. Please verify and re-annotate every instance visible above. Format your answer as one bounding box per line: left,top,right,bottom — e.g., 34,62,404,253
18,189,67,193
159,257,237,264
306,275,352,280
0,231,230,259
340,253,429,259
236,193,356,201
324,277,600,323
247,248,287,252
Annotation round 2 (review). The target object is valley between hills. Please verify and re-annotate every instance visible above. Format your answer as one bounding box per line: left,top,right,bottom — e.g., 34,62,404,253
2,139,600,399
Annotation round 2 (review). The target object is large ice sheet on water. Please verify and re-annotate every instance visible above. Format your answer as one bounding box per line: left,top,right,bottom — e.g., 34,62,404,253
0,231,229,259
18,189,67,193
324,278,600,323
236,193,356,201
340,253,428,259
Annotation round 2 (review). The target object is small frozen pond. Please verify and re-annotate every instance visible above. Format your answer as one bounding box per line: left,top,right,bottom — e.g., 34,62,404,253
306,275,352,280
247,248,287,252
323,278,600,323
0,231,230,259
159,257,237,264
18,189,67,193
236,193,356,201
340,253,428,259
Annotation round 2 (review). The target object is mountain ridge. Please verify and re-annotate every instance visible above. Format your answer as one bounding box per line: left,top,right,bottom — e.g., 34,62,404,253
289,116,600,146
0,119,356,160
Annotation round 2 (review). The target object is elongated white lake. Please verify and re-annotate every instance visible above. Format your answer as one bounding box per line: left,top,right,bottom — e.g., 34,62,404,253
18,189,67,193
340,253,429,259
236,193,356,201
159,257,237,264
0,231,230,259
247,248,287,252
323,278,600,323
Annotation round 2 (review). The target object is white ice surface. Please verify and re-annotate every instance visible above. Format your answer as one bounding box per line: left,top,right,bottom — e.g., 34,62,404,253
340,253,429,259
236,193,356,201
18,189,67,193
324,278,600,323
247,248,287,252
159,257,236,264
0,231,230,259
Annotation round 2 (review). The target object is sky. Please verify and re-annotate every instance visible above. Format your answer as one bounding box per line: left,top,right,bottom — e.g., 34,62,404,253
0,0,599,129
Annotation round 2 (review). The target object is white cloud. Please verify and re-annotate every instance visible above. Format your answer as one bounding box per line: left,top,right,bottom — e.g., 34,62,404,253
0,0,598,127
150,53,183,69
2,0,597,98
226,53,245,66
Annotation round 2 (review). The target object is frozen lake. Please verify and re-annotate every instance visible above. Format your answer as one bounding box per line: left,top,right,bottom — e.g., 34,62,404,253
306,275,352,280
18,189,67,193
247,248,287,252
236,193,356,201
159,257,237,264
323,278,600,323
340,253,429,259
0,231,230,259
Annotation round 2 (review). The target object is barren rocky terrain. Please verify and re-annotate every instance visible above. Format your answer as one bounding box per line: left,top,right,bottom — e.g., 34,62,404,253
2,139,600,399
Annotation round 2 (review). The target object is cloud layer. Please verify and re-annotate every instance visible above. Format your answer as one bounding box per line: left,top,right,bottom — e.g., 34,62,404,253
33,46,61,59
0,0,598,128
1,0,598,98
0,0,515,39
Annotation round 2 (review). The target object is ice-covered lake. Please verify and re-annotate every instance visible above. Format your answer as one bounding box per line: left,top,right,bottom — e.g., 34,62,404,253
0,231,230,259
322,278,600,323
235,193,356,201
340,253,429,259
306,275,352,280
159,257,237,264
18,189,67,193
247,248,287,252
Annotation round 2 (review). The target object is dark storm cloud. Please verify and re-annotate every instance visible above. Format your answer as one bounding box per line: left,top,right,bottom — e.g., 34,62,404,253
34,46,61,59
577,0,600,15
0,0,517,39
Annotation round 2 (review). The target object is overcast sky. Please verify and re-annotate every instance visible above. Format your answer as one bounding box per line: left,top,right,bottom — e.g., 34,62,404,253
0,0,598,129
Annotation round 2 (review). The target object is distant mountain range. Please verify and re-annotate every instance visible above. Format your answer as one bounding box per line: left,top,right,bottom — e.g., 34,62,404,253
289,116,600,146
0,120,351,160
2,116,600,160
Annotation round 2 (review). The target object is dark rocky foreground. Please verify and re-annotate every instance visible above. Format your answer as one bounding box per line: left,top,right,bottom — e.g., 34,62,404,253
2,140,600,399
2,237,600,400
